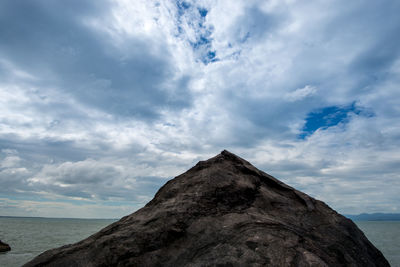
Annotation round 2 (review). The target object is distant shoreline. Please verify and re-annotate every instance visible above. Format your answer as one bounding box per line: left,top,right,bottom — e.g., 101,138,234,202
344,213,400,221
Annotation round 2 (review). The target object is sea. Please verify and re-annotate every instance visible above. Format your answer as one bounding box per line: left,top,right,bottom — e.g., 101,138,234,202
0,217,399,267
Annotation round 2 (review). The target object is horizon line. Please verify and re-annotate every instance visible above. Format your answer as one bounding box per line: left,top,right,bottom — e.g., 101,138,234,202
1,212,400,221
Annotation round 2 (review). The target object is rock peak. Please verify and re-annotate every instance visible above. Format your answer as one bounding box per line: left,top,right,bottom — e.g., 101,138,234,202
192,150,255,174
24,151,390,267
218,149,249,163
199,149,248,164
220,149,238,157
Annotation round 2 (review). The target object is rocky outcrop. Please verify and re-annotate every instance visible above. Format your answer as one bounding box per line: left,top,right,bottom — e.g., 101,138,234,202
0,240,11,252
24,150,389,266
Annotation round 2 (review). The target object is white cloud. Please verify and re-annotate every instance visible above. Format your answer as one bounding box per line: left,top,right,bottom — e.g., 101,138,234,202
285,85,317,102
0,0,399,217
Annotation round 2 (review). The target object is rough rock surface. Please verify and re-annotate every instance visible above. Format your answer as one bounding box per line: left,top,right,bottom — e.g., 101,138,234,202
24,150,389,266
0,240,11,252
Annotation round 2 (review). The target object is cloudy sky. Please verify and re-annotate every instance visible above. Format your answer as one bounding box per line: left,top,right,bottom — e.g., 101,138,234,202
1,0,399,218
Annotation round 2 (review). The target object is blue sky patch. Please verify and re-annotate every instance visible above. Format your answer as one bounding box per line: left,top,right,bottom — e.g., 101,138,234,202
176,1,191,16
300,102,373,139
190,35,211,49
198,50,219,64
198,8,208,18
175,2,215,65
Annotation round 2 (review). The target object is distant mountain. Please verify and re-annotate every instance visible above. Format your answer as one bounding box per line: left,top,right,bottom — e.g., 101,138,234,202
345,213,400,221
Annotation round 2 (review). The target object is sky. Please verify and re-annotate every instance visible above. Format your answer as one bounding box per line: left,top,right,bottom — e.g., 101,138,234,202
0,0,399,218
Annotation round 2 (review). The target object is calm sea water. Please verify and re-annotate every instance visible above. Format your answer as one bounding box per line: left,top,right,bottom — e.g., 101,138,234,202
0,217,399,267
0,217,117,267
355,221,400,267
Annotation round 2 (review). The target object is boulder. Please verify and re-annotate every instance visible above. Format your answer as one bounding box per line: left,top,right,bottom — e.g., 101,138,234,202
24,150,389,266
0,240,11,252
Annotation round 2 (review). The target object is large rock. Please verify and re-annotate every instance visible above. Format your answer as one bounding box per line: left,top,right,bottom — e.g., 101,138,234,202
24,150,389,266
0,240,11,252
